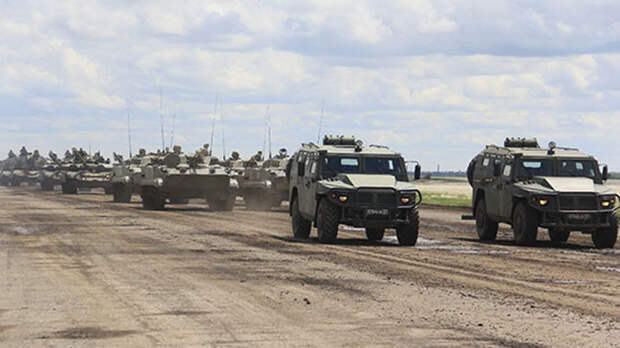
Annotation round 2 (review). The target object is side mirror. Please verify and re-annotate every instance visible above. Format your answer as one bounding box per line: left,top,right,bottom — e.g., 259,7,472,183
414,164,421,180
493,162,502,177
602,165,609,181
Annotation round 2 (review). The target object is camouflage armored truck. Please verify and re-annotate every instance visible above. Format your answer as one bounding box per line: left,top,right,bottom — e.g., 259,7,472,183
465,137,618,249
138,145,239,211
288,136,422,245
109,150,147,203
59,149,113,194
240,149,290,211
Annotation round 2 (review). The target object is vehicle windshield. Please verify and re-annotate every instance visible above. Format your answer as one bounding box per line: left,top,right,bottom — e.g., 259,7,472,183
322,156,405,178
517,158,598,179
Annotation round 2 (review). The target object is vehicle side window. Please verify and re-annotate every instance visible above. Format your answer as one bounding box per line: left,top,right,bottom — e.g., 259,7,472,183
482,158,490,167
503,164,512,177
297,152,306,176
304,156,312,177
310,158,317,177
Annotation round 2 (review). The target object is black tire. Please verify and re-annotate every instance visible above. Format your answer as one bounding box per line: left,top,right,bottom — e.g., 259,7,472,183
396,208,419,246
365,228,385,241
475,198,498,241
592,212,618,249
61,180,78,194
291,197,311,239
112,183,132,203
467,159,475,186
209,196,235,211
141,186,165,210
316,198,339,243
40,179,54,191
548,228,570,243
512,202,538,245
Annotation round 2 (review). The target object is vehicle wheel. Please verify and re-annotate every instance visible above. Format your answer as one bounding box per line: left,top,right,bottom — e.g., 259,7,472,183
475,198,498,241
61,180,78,194
40,179,54,191
112,183,132,203
396,208,419,246
512,202,538,245
291,197,311,239
548,228,570,243
592,212,618,249
141,186,165,210
244,194,270,211
209,196,235,211
317,198,339,243
365,228,385,241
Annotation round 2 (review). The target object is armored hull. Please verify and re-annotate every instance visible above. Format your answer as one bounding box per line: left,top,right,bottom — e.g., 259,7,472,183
241,161,289,211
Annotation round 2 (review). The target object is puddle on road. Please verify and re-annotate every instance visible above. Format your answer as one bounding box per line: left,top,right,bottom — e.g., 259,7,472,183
383,235,511,255
596,266,620,273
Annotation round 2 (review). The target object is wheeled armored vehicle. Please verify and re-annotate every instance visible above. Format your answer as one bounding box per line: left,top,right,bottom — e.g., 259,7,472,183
465,137,618,249
288,136,422,245
240,156,290,211
138,146,239,211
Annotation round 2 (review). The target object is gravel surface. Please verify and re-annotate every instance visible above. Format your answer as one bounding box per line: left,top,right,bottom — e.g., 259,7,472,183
0,187,618,347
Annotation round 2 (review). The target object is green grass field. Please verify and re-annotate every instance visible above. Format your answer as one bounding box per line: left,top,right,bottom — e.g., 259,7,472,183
419,191,471,207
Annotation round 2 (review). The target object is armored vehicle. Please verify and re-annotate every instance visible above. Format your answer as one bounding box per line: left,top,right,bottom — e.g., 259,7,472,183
59,149,113,194
110,151,146,203
138,146,239,211
241,150,290,211
465,138,618,249
39,151,65,191
1,148,45,186
288,136,422,245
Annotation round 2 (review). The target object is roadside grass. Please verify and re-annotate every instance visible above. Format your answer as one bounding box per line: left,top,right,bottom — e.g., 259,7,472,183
420,191,471,208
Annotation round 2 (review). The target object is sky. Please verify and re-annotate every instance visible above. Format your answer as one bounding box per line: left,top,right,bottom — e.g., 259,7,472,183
1,0,620,171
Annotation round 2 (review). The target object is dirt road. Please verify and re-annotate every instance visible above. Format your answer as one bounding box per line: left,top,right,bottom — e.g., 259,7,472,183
0,187,618,347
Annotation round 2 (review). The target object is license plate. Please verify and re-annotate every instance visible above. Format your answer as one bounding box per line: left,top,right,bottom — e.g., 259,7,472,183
567,214,590,221
366,209,389,216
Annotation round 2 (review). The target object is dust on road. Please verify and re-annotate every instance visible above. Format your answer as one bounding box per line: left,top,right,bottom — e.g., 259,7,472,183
0,187,618,347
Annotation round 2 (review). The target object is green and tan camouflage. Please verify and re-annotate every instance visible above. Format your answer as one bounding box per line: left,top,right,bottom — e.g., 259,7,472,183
465,137,618,249
288,136,422,245
57,149,113,194
1,148,45,186
137,145,239,211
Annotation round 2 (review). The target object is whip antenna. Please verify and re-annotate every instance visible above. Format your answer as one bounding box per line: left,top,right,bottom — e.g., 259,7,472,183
169,103,176,148
160,86,165,152
317,99,324,143
210,93,218,156
126,101,132,158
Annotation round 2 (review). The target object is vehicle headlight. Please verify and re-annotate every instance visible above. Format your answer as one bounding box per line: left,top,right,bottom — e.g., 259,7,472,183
601,196,616,208
538,199,548,206
331,192,348,203
154,178,164,187
122,176,131,184
400,194,414,205
264,180,272,189
229,178,239,189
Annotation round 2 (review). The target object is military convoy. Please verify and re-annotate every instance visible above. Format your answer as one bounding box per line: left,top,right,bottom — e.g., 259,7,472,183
465,138,618,249
1,135,618,250
0,147,46,187
288,136,422,245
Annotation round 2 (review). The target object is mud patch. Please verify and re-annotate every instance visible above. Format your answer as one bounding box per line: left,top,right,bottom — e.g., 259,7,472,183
39,327,137,340
285,276,368,296
154,310,212,316
228,257,268,263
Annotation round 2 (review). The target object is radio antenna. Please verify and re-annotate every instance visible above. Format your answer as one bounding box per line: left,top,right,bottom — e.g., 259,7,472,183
159,86,165,152
317,99,324,143
268,113,272,159
221,110,226,160
169,103,176,148
262,105,270,155
126,101,132,158
210,93,218,156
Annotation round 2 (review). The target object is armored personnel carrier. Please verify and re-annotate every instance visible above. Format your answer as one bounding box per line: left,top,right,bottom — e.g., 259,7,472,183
240,149,290,211
0,147,45,186
59,149,113,194
464,137,618,249
288,136,422,245
39,151,65,191
110,150,147,203
138,146,239,211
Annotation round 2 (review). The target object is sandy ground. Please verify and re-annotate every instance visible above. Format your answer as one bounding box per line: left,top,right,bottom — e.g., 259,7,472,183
0,187,618,347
